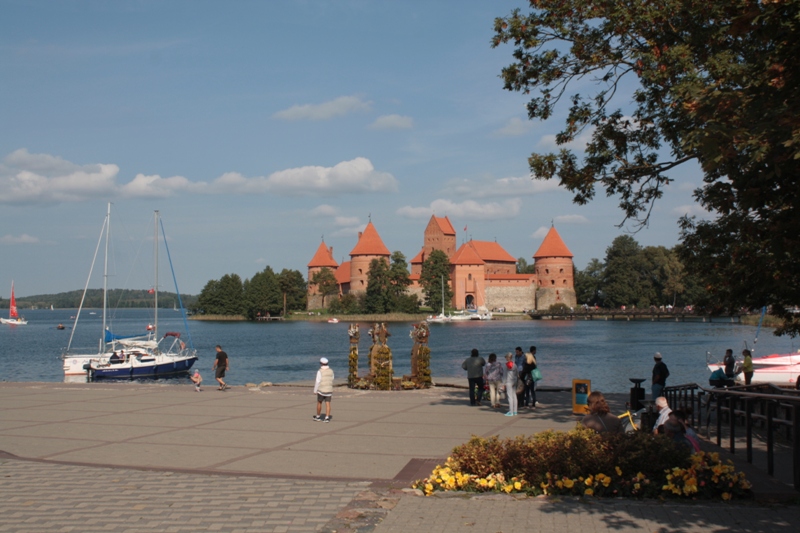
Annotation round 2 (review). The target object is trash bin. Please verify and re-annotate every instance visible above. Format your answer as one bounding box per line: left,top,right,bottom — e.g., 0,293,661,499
629,378,646,411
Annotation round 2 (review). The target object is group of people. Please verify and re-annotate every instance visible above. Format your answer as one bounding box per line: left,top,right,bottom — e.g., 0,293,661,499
462,346,541,416
709,348,754,387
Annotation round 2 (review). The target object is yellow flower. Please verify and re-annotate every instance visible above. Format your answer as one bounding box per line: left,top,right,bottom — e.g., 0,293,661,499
615,466,623,476
634,483,641,491
514,481,522,491
722,492,732,501
424,483,433,495
601,476,612,488
585,476,594,486
503,484,514,493
585,488,594,496
563,478,575,489
556,480,563,489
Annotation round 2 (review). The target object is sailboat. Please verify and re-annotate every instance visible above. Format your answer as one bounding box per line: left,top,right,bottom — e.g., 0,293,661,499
1,281,27,325
62,203,144,379
426,275,452,323
88,210,197,379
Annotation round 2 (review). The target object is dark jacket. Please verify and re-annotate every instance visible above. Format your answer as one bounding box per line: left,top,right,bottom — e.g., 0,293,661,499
462,355,486,379
652,361,669,385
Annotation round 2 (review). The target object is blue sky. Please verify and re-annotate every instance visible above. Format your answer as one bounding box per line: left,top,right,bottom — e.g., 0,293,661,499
0,0,707,297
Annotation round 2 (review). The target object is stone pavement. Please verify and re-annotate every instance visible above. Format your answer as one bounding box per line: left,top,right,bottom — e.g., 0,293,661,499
1,381,798,532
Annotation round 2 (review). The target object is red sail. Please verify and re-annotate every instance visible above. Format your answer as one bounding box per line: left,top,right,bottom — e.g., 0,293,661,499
9,282,19,319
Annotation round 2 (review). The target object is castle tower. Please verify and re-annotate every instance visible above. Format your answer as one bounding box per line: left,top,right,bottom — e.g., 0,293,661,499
349,222,391,293
532,225,576,310
307,241,339,309
450,241,487,310
411,215,456,276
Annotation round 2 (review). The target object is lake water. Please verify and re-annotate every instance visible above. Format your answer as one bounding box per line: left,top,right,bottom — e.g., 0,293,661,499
3,309,798,393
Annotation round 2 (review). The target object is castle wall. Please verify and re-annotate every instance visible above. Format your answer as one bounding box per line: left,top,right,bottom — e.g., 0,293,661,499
485,285,536,312
535,287,577,310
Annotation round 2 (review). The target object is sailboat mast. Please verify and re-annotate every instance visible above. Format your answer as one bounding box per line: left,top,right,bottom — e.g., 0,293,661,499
154,210,159,341
101,202,110,353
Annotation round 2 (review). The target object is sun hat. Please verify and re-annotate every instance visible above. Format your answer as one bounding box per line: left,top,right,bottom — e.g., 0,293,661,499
320,357,329,365
654,352,662,359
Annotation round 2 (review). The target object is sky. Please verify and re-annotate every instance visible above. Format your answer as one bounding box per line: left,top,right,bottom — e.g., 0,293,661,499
0,0,708,298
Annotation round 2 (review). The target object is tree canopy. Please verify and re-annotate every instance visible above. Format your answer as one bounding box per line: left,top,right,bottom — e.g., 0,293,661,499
420,250,454,312
493,0,800,335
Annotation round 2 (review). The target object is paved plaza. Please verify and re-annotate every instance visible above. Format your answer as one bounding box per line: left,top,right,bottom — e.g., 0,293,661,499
1,381,798,532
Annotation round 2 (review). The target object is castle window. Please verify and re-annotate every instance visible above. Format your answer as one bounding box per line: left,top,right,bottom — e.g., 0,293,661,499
468,273,472,280
545,269,550,274
560,268,564,273
563,279,567,285
359,269,363,275
551,280,555,285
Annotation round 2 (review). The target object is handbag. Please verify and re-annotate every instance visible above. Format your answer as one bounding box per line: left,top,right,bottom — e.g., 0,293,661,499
531,368,543,382
515,380,525,394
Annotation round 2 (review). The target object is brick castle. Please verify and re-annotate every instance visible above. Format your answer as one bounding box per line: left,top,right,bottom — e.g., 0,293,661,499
307,215,576,312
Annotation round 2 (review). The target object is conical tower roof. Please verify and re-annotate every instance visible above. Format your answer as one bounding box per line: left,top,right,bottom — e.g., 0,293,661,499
307,241,339,268
349,222,391,257
533,226,573,258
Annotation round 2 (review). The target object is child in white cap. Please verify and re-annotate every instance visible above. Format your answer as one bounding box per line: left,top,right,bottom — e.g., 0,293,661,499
190,369,202,392
313,357,334,422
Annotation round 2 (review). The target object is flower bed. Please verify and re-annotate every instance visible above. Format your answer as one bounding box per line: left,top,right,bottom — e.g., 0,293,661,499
413,428,751,500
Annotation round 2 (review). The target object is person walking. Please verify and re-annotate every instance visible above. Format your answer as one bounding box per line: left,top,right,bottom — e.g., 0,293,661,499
462,348,486,406
651,352,669,400
483,353,503,408
313,357,334,422
212,345,229,391
502,352,519,416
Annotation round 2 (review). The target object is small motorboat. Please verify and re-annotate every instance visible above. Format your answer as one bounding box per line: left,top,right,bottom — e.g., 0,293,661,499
327,318,339,324
708,350,800,388
146,324,154,331
57,324,65,330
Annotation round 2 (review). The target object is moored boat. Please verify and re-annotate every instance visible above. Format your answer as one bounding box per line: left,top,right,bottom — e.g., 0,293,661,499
708,350,800,388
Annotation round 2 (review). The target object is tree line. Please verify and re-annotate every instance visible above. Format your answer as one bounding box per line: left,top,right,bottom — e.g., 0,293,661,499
194,267,306,318
572,236,706,310
2,289,197,310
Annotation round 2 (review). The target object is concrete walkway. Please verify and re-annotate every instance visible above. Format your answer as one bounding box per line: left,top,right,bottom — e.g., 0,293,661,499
1,381,798,532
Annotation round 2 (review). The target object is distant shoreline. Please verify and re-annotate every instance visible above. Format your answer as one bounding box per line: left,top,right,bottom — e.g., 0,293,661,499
190,312,532,322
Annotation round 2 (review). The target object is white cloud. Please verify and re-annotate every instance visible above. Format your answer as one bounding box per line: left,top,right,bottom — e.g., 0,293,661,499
273,95,372,121
368,114,413,130
332,224,367,238
120,173,205,198
531,226,550,239
672,204,709,218
1,148,119,204
310,204,339,217
397,198,522,220
492,117,530,137
536,128,595,151
554,214,589,224
249,157,397,196
0,150,397,203
0,233,39,244
334,216,360,226
446,175,563,198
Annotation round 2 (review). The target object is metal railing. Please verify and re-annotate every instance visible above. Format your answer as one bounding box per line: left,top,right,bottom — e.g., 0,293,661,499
663,383,800,491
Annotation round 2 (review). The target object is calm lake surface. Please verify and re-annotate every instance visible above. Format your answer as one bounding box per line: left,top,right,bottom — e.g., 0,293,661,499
3,309,798,393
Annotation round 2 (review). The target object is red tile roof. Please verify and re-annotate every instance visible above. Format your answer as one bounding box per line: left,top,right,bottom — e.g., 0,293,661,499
434,216,456,235
451,242,486,265
335,262,351,284
533,226,573,258
410,248,425,264
349,222,391,257
467,240,517,263
307,241,339,268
